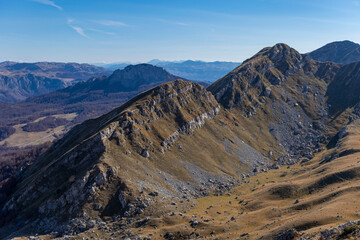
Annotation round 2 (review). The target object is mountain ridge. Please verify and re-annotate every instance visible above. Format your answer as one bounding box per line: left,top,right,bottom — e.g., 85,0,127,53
308,40,360,64
0,61,111,103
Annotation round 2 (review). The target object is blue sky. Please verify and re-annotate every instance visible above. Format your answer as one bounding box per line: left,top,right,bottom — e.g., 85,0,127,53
1,0,360,63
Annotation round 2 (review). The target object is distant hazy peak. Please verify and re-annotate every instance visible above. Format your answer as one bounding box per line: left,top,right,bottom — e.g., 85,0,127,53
308,40,360,64
107,63,179,90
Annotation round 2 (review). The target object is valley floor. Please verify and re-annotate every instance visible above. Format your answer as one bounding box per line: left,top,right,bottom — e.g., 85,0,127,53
0,113,77,148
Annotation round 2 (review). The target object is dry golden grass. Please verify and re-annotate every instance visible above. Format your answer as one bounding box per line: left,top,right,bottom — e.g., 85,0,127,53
0,113,77,147
128,119,360,240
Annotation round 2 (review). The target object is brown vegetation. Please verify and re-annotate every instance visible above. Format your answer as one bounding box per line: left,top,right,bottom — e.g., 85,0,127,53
0,143,52,183
22,116,69,132
0,126,15,141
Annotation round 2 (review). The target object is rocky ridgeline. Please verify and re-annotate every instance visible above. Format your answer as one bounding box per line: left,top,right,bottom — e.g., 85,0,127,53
208,44,345,164
208,43,304,110
0,79,226,236
100,79,221,154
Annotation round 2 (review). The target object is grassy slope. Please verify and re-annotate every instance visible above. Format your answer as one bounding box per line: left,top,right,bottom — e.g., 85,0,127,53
117,119,360,239
38,119,360,240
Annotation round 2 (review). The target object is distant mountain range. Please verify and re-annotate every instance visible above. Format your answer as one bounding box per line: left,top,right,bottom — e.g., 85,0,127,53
0,64,184,144
97,60,241,83
2,39,360,104
0,62,111,103
0,60,238,103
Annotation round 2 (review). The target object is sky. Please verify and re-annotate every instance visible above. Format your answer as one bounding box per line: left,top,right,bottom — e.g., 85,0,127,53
1,0,360,63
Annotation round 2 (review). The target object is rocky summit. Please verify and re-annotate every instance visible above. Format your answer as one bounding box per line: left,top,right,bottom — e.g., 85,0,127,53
208,43,342,162
2,43,360,239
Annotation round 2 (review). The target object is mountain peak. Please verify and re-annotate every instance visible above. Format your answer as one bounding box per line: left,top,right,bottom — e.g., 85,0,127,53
208,43,304,110
123,63,162,71
323,40,358,48
259,43,302,66
111,63,167,76
266,43,292,53
308,40,360,64
102,64,180,92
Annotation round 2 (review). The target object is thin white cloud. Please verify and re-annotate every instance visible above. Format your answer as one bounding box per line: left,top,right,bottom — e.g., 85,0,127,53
32,0,62,10
71,26,88,38
93,20,127,27
67,18,89,38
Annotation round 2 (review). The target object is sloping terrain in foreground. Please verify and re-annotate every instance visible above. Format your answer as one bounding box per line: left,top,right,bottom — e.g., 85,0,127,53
9,117,360,239
122,119,360,239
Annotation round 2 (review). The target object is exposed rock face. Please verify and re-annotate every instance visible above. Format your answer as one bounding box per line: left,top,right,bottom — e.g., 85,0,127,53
308,40,360,64
0,79,228,236
208,43,303,109
208,43,337,110
208,43,341,161
0,61,111,103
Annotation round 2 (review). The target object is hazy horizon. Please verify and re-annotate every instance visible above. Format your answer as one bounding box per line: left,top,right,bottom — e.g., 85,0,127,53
1,0,360,63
